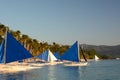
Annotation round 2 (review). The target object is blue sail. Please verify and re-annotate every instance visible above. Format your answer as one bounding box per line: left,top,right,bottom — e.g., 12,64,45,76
0,40,5,63
60,41,79,62
54,51,59,59
37,50,49,62
0,32,33,63
37,54,42,59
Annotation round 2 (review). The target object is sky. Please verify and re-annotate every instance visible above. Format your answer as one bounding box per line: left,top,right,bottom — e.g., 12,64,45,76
0,0,120,45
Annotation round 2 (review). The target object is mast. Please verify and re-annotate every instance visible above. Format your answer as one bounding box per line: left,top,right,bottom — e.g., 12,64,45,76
80,45,87,62
4,27,8,64
77,41,81,62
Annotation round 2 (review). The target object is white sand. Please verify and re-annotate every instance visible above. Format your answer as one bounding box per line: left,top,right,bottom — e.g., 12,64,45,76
0,64,41,73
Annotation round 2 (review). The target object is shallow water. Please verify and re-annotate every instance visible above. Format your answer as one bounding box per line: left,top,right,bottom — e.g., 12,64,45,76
0,60,120,80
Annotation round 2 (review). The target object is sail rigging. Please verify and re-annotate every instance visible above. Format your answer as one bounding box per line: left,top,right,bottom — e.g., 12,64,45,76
80,46,87,62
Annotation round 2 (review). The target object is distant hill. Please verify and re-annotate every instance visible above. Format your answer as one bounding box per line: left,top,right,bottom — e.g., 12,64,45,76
82,44,120,58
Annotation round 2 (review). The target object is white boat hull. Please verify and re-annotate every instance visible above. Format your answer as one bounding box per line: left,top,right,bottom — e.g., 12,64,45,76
64,62,88,66
48,61,63,65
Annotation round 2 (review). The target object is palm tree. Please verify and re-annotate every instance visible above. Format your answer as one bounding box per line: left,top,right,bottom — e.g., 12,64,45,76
0,23,9,43
10,30,21,42
31,39,40,56
16,30,21,41
0,24,8,36
0,24,5,43
50,42,60,53
26,38,32,51
21,34,29,48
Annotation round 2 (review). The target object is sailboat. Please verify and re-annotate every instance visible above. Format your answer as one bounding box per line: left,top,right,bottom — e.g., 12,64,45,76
0,31,33,64
0,30,38,72
94,55,99,61
37,49,58,65
60,41,88,66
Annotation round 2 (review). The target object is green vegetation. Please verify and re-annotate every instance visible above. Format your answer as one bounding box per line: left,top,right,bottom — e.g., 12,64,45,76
0,23,108,59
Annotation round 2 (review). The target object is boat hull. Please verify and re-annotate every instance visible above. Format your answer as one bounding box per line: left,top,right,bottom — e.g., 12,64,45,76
64,62,88,66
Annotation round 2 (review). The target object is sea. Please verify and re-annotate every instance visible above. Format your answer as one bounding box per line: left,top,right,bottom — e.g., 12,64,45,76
0,60,120,80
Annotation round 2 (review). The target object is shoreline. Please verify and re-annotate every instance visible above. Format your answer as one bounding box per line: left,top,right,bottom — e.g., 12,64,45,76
0,64,41,73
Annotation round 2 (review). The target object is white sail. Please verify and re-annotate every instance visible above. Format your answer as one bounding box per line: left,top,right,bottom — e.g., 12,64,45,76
94,55,99,61
48,50,57,62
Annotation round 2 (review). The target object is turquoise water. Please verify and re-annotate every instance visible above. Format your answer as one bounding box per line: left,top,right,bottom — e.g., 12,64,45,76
0,60,120,80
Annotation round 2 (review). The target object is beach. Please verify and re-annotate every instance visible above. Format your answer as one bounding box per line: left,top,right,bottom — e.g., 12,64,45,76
0,63,40,73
